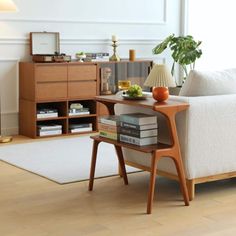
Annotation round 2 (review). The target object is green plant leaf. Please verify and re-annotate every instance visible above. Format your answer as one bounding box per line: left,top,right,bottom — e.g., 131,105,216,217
152,34,202,79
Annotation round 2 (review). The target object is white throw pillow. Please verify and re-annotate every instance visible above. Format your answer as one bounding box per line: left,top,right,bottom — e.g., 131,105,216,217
179,68,236,96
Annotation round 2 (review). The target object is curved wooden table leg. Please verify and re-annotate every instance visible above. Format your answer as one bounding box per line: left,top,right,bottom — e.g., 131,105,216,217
172,156,189,206
157,106,190,207
147,151,159,214
88,140,100,191
114,145,128,185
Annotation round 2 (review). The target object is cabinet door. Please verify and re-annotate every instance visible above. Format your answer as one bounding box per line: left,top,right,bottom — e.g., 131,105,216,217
68,65,97,81
36,82,67,100
68,81,97,98
68,64,97,98
35,65,68,100
35,65,67,82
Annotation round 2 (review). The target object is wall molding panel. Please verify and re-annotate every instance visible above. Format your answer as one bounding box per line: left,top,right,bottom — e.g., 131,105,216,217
0,0,180,135
0,0,167,26
1,18,167,26
0,38,163,46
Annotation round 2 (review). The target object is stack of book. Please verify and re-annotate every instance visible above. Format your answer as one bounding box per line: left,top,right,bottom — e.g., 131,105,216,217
98,115,120,140
69,123,93,133
68,103,90,116
37,124,62,136
37,108,58,119
84,52,109,62
119,113,158,146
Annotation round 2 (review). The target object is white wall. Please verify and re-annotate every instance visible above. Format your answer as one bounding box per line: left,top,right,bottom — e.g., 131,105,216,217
0,0,181,135
187,0,236,71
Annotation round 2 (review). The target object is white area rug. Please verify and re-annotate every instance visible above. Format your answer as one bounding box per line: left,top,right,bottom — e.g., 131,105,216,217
0,136,137,184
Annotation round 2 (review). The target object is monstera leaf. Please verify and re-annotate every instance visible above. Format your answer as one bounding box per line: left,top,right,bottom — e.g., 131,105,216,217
153,34,202,80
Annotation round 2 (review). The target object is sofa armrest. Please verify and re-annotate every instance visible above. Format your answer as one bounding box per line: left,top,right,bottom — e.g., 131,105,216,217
115,93,236,179
171,94,236,178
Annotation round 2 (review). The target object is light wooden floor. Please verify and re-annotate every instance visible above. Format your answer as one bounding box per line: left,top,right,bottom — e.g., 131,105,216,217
1,136,236,236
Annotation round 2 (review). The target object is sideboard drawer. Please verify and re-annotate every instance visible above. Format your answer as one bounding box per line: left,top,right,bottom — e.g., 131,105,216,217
68,81,97,98
36,82,67,100
35,65,67,82
68,65,97,81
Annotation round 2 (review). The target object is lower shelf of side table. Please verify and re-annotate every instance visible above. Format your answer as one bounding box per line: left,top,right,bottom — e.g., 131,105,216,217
90,135,172,153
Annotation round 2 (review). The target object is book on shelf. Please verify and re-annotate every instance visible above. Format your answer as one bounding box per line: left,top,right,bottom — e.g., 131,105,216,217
69,111,90,116
68,106,90,116
37,124,62,131
37,112,58,119
98,122,119,133
38,129,62,137
69,123,92,129
37,108,58,114
85,52,109,58
120,113,157,126
70,127,93,133
120,122,158,130
83,57,109,62
119,127,158,138
37,108,58,118
99,115,120,126
120,134,158,146
99,130,119,140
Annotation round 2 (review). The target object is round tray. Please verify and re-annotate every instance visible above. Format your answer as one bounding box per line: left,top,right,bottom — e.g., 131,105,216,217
121,94,147,100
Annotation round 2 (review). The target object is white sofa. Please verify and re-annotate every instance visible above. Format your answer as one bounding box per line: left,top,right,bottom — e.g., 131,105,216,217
115,69,236,200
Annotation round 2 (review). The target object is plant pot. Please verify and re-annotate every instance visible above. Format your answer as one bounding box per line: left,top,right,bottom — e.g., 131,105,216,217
169,86,182,96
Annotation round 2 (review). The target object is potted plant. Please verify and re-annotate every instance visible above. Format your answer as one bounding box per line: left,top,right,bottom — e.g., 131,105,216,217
153,34,202,83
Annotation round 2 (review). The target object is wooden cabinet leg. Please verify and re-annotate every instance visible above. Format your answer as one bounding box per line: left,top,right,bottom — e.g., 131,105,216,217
114,145,128,185
173,158,189,206
147,152,158,214
88,140,100,191
186,179,195,201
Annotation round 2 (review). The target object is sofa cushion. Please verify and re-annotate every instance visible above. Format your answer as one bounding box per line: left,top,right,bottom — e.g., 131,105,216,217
179,68,236,96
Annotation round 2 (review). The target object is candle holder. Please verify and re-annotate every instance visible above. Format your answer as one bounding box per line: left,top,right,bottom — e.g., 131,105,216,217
109,40,120,61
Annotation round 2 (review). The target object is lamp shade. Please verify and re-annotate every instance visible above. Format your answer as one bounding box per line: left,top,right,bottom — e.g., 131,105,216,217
0,0,17,12
144,64,176,88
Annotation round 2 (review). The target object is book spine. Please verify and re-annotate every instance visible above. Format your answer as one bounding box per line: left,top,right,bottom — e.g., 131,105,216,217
120,121,158,130
70,127,93,133
120,114,157,126
85,53,109,57
37,125,62,130
69,111,90,116
37,109,58,113
69,123,92,129
120,127,158,138
38,130,62,136
120,121,139,130
99,130,118,140
120,116,139,125
120,134,157,146
120,134,140,145
99,118,118,126
37,113,58,119
98,123,118,133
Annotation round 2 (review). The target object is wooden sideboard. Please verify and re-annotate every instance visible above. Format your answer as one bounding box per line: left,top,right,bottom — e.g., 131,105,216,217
19,60,152,138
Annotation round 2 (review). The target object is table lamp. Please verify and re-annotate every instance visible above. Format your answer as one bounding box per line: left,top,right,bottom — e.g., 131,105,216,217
0,0,17,143
0,0,17,11
144,64,176,102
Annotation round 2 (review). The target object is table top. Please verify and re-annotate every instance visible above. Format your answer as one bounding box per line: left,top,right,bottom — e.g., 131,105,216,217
95,95,189,111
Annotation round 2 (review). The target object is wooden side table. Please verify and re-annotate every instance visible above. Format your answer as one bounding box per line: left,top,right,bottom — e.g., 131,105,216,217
88,95,190,214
